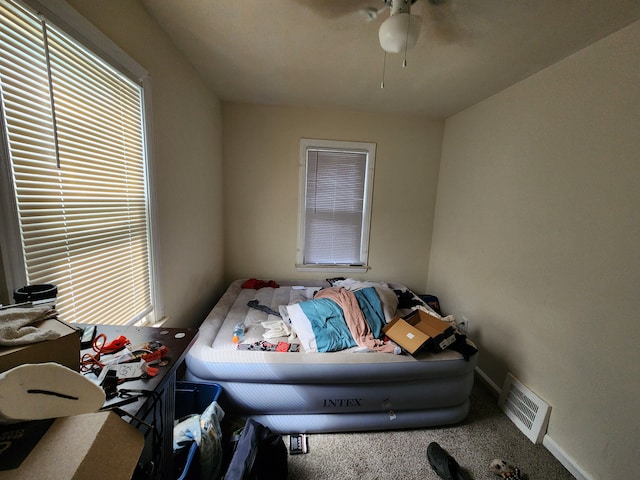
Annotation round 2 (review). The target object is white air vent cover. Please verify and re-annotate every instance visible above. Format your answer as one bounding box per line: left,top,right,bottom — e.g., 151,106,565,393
498,373,551,444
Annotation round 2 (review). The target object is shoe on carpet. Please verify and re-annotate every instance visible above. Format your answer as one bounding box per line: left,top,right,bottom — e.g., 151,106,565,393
427,441,471,480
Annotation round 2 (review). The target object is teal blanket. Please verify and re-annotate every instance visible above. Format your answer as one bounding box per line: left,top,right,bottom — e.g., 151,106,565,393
298,287,385,353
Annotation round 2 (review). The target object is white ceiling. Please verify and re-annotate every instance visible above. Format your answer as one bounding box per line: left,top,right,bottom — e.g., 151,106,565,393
140,0,640,119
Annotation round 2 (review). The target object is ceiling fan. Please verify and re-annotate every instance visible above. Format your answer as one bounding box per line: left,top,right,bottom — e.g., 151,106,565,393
296,0,457,48
361,0,450,54
366,0,444,87
296,0,455,87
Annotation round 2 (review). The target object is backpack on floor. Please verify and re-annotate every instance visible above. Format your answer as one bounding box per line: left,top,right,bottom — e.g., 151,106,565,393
223,419,287,480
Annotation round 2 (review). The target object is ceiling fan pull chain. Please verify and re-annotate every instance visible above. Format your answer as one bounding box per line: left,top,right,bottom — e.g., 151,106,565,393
381,51,387,89
403,10,411,67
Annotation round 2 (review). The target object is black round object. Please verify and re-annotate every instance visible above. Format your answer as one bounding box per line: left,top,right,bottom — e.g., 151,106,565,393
13,284,58,302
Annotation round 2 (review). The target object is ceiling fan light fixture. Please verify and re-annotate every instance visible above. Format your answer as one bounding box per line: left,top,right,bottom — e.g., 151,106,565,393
378,1,422,53
378,12,421,53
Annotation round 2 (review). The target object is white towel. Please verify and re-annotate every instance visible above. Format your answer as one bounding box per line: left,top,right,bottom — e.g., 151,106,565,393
261,319,291,339
0,306,60,346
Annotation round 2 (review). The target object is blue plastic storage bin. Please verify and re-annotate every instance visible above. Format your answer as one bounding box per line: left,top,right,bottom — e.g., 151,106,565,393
174,381,222,480
175,381,222,419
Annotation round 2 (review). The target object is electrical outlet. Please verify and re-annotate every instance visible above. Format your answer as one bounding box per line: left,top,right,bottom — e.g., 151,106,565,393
458,316,470,335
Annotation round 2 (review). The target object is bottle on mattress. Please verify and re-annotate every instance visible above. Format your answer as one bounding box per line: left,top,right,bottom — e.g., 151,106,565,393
232,322,246,343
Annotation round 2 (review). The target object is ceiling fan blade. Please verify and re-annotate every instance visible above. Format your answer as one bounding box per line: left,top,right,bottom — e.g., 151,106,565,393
293,0,378,19
419,0,474,45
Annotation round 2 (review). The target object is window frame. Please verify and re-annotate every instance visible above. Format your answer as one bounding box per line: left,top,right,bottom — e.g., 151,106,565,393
296,138,376,273
0,0,163,324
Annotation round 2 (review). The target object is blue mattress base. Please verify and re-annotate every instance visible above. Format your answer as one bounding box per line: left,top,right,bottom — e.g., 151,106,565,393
248,401,470,434
184,374,475,415
184,371,474,434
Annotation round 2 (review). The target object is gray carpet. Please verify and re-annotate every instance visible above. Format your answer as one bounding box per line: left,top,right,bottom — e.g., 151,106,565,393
286,378,574,479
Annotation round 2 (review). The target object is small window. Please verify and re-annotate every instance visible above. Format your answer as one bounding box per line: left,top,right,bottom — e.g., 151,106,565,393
296,139,376,272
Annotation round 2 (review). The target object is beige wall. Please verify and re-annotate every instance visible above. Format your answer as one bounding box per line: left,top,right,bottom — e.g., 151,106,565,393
65,0,226,328
429,20,640,480
3,3,637,477
222,103,443,292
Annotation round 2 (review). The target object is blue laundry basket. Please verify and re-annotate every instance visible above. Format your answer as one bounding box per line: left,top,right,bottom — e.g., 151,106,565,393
174,381,222,480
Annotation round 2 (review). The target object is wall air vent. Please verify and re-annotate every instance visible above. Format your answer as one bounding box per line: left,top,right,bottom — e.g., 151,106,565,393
498,373,551,444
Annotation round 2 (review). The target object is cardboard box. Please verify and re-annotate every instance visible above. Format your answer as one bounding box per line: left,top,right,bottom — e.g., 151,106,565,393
0,419,55,471
1,411,144,480
0,318,81,374
383,309,456,354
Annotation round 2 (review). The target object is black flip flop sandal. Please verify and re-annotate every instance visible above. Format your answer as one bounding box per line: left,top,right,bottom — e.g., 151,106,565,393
427,442,471,480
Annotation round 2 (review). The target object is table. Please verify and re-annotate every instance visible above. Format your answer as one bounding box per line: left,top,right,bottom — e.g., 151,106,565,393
80,324,198,480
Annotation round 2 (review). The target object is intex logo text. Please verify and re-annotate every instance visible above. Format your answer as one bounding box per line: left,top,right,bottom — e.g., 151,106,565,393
323,398,364,407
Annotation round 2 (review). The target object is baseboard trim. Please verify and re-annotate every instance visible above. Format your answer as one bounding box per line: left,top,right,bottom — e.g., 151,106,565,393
474,366,591,480
542,435,592,480
474,365,501,396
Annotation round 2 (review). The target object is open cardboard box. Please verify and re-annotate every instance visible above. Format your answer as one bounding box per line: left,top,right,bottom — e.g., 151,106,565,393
0,411,144,479
383,309,456,354
0,318,81,374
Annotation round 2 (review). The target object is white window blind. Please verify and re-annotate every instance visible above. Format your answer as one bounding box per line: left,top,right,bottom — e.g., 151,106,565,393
0,0,154,325
298,139,375,269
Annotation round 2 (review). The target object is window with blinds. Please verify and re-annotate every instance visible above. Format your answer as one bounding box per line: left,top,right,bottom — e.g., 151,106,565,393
0,0,156,325
297,139,376,270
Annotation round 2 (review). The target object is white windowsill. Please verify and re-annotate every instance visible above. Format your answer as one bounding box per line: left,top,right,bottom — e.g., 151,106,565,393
295,264,370,274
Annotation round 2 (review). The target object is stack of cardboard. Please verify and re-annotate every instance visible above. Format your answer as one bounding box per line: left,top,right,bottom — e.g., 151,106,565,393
1,411,144,479
0,308,144,478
